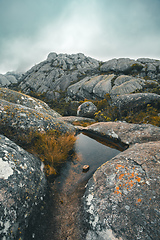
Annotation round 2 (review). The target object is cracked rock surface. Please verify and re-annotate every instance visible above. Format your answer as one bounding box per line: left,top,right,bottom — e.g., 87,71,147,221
0,135,47,240
83,141,160,240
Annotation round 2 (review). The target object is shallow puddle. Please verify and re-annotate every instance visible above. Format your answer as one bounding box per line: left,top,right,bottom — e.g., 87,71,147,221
24,133,124,240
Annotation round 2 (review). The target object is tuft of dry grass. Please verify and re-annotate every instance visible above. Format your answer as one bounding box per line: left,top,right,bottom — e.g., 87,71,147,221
21,130,76,176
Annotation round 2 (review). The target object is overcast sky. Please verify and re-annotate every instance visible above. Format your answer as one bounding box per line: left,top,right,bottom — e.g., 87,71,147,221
0,0,160,73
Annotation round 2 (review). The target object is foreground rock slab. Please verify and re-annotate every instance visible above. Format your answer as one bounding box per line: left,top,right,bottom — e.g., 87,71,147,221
83,141,160,240
0,135,47,239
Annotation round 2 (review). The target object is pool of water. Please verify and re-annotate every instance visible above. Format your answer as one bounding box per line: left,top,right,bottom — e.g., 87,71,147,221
24,133,124,240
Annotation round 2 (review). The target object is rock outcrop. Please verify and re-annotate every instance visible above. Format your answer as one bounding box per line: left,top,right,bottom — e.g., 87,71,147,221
100,57,160,80
18,53,100,98
83,122,160,146
0,134,46,239
7,53,159,102
83,140,160,240
0,88,75,144
0,88,61,118
82,121,160,240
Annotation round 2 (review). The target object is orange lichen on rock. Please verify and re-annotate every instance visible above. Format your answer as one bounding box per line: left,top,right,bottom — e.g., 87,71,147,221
136,177,141,182
114,190,122,195
137,198,142,203
116,164,124,169
119,173,125,180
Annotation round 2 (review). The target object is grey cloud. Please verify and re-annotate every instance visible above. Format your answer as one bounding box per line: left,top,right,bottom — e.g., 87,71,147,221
0,0,160,73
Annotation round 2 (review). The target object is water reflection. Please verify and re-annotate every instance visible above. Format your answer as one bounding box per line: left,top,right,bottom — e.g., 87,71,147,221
24,133,123,240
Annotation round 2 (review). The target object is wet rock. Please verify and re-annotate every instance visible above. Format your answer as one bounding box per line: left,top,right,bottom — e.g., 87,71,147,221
0,134,47,239
83,141,160,240
84,122,160,146
77,101,97,118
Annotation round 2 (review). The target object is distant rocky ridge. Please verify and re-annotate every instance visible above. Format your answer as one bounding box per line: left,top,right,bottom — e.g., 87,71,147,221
1,53,159,102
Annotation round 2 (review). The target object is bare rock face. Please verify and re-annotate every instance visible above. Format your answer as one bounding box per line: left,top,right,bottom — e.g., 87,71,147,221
67,73,159,101
83,140,160,240
77,101,97,118
0,135,47,239
10,54,160,102
19,52,100,95
110,76,146,96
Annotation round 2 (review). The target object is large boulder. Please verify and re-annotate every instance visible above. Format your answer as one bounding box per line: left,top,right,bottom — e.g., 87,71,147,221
0,88,61,118
0,98,75,145
84,122,160,145
0,134,46,239
77,101,97,118
83,140,160,240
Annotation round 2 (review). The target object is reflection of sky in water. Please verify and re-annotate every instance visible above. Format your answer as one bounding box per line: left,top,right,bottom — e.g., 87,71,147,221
55,133,121,193
75,133,120,168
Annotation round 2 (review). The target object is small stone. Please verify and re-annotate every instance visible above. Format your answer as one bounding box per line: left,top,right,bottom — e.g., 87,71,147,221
83,165,90,172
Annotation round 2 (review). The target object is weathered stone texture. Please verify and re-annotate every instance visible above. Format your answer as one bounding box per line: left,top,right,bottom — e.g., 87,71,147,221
0,135,47,239
0,99,75,144
83,141,160,240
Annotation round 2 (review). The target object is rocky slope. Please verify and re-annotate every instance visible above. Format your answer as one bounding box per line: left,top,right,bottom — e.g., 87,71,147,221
8,53,160,102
